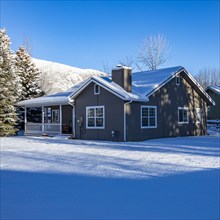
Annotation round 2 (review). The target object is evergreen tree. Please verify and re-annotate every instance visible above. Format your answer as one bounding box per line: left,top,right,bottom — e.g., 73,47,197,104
0,28,18,136
15,46,44,101
15,47,44,128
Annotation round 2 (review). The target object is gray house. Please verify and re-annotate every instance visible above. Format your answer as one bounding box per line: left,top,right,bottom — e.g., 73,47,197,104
17,66,215,141
205,86,220,120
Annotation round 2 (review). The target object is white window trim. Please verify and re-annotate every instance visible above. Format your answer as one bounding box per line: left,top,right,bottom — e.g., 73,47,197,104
178,107,189,124
176,75,180,85
141,106,157,129
94,84,100,95
86,106,105,129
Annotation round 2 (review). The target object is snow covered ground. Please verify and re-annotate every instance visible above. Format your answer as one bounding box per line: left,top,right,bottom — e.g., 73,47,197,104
207,121,220,136
1,135,220,219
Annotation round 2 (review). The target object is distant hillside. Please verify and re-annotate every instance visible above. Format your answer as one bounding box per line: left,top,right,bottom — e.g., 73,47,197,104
33,58,107,95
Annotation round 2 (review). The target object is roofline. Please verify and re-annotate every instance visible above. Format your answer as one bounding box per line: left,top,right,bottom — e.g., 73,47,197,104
16,99,70,107
206,86,220,95
145,67,215,106
145,67,184,97
70,77,131,101
183,69,215,106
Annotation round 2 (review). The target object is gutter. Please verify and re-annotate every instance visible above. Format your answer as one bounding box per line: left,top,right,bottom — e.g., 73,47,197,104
124,100,132,142
68,98,75,137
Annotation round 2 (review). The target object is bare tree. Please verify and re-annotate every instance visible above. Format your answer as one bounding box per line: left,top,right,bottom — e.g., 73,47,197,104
118,56,134,68
102,61,111,74
195,67,220,89
22,36,32,56
137,34,170,71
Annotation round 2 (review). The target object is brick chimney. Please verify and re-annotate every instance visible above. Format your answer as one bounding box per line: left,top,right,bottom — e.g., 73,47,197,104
112,65,132,92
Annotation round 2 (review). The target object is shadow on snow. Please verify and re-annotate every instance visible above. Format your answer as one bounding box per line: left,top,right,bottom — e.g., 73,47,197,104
1,169,219,220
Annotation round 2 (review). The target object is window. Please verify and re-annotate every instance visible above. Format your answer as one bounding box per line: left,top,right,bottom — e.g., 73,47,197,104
44,107,52,123
176,75,180,85
94,84,100,95
195,108,202,123
141,106,157,128
52,109,59,123
178,107,189,124
86,106,104,129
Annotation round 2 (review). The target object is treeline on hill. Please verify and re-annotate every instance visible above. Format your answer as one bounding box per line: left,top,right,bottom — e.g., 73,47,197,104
0,28,44,136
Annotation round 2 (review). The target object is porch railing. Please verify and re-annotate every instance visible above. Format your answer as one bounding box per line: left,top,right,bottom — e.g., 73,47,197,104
25,122,60,134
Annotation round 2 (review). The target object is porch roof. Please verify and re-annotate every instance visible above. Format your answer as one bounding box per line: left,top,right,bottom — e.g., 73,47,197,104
16,91,72,107
16,81,85,107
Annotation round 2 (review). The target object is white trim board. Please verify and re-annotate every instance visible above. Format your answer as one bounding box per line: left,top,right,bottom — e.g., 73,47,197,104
141,106,157,129
178,107,189,124
86,105,105,129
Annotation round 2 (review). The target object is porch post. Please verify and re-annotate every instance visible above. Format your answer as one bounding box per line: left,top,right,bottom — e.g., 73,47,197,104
60,105,62,134
42,106,44,133
24,107,27,132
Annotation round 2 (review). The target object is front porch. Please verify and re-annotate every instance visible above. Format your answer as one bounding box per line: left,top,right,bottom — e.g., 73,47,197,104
24,105,74,136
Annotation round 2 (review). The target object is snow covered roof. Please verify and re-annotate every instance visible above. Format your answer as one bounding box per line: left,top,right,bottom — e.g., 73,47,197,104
16,66,215,107
206,86,220,95
70,76,148,102
132,66,183,96
16,81,85,107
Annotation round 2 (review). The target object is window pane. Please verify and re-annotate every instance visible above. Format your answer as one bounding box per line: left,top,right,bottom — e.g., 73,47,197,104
87,108,94,117
52,110,59,123
183,109,188,122
142,117,148,127
142,108,148,117
96,108,103,117
88,118,95,127
95,85,99,94
96,118,103,127
149,108,155,117
179,109,183,122
149,118,155,126
176,76,180,85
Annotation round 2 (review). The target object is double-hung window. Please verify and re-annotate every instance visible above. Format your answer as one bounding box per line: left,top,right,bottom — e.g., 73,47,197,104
178,107,189,124
86,106,104,129
141,106,157,128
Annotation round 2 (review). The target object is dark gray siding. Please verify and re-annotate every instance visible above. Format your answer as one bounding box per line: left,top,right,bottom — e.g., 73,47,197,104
62,105,73,134
74,82,124,141
126,73,207,141
206,90,220,120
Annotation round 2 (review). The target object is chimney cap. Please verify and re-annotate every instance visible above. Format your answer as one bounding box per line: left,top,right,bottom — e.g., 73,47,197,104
112,65,132,71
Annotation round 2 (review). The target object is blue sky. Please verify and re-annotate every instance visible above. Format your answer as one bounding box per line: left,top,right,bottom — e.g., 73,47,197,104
1,0,219,74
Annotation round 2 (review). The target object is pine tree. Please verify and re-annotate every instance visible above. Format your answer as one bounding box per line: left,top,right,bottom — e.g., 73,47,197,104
15,46,44,101
0,28,18,136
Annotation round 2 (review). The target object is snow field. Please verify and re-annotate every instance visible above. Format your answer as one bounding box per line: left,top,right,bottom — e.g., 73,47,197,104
1,135,219,219
1,135,219,179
